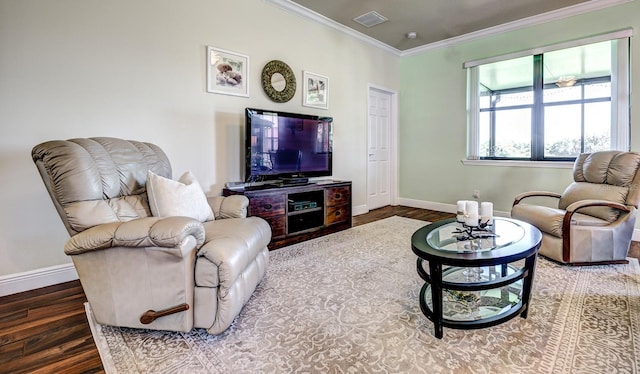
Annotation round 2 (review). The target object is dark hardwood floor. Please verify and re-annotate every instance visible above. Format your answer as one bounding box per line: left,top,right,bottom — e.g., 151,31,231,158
1,205,638,373
0,280,102,373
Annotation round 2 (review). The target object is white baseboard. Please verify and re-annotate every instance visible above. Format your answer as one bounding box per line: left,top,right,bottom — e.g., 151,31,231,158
352,204,369,216
398,197,640,241
397,198,509,217
398,198,455,214
0,263,78,297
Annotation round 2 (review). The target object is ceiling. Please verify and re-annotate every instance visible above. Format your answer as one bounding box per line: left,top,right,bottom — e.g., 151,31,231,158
283,0,621,52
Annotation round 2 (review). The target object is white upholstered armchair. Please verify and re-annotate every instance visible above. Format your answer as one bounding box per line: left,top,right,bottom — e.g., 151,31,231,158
32,137,271,334
511,151,640,265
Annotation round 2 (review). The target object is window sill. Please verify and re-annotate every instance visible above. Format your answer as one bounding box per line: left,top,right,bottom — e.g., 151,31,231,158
461,159,574,168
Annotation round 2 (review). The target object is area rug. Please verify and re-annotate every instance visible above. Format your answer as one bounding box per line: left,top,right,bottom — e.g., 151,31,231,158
87,216,640,373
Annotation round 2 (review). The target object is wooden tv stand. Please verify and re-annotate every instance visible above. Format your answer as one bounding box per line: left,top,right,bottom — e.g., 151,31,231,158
223,180,352,250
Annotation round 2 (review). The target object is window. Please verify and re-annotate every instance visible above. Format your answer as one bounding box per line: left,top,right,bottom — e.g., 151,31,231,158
465,30,631,162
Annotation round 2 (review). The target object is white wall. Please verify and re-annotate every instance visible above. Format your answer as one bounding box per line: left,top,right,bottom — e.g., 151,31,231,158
0,0,399,280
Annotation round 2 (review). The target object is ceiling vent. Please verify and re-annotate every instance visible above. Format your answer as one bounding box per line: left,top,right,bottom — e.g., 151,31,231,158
353,11,388,28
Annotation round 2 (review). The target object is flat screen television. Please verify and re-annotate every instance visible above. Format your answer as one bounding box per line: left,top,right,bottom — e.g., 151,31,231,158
245,108,333,183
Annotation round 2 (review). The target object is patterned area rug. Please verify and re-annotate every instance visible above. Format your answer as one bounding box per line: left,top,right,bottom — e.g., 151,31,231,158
87,216,640,373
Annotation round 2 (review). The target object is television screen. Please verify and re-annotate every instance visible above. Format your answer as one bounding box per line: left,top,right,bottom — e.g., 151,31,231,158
245,108,333,182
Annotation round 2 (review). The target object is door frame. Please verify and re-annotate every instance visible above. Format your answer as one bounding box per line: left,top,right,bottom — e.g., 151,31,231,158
367,83,399,211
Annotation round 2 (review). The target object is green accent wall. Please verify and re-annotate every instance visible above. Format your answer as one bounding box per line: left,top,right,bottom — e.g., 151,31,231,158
399,1,640,213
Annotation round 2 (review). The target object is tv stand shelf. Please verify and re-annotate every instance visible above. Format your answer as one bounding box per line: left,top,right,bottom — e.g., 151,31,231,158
223,180,351,250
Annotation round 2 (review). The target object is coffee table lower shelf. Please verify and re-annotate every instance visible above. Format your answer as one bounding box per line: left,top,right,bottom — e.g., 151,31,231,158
417,260,533,338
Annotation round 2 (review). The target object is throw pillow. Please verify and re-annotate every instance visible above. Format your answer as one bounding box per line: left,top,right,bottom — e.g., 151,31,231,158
147,170,214,222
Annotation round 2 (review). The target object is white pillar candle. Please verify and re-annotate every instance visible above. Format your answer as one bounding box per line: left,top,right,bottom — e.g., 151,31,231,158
480,202,493,219
456,200,466,222
465,201,479,215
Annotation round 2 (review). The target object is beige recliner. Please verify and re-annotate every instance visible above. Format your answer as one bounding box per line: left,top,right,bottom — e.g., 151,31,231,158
511,151,640,265
32,137,271,334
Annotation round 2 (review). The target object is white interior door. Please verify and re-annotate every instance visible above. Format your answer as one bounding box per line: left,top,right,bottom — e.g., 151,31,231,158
367,87,392,210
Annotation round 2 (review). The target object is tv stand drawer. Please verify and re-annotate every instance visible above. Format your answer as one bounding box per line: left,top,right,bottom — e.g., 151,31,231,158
264,216,286,239
326,205,349,225
248,195,286,218
326,186,350,206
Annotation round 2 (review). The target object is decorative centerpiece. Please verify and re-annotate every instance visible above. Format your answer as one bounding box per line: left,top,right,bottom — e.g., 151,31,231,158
454,200,495,241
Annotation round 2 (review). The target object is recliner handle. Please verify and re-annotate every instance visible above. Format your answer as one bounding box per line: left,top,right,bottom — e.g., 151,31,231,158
140,303,190,324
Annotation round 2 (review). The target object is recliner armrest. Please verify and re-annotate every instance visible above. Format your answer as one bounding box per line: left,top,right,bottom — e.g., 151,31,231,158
563,199,631,227
64,216,205,255
208,195,249,219
565,199,631,215
513,191,562,207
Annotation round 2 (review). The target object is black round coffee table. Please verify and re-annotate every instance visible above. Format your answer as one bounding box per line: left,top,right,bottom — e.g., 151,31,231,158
411,217,542,339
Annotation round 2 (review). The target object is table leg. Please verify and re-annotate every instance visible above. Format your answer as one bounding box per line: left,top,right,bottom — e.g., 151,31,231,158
500,263,509,303
429,261,444,339
520,254,538,319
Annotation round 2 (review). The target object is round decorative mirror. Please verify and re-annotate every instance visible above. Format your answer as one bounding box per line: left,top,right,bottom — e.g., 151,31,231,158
271,73,286,92
261,60,296,103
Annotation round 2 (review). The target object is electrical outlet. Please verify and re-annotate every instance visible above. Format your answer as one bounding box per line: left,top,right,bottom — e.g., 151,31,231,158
472,190,480,199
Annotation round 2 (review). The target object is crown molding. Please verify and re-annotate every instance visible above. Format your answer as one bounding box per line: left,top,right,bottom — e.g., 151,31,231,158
264,0,632,57
401,0,632,56
264,0,402,55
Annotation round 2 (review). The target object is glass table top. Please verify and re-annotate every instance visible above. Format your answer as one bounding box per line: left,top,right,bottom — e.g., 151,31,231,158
426,218,526,253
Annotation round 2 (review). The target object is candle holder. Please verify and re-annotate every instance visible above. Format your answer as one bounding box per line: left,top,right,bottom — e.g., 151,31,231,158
453,219,496,241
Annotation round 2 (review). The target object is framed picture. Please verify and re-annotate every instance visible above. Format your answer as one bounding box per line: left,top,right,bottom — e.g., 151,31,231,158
206,46,249,97
302,71,329,109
